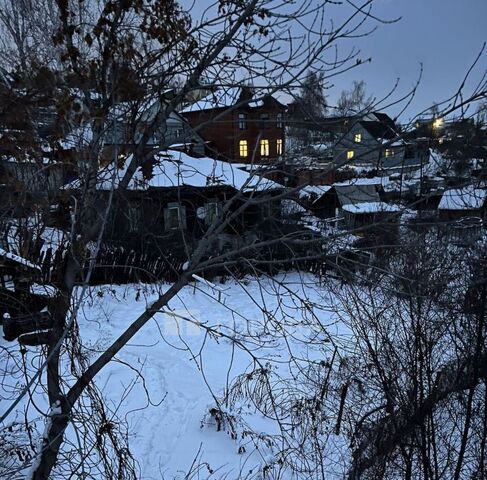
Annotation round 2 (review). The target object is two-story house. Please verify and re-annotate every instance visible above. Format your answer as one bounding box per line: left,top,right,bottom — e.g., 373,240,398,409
333,112,425,172
180,87,286,164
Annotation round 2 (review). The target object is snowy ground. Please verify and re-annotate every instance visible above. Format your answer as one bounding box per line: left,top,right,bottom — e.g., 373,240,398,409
1,272,351,479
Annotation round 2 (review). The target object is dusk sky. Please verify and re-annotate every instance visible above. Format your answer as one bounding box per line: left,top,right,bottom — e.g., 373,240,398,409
190,0,486,122
324,0,487,121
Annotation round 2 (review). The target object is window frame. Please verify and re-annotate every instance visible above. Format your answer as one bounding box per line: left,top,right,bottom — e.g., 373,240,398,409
354,133,362,143
276,113,283,128
238,113,247,130
260,139,270,157
260,113,270,130
239,139,248,158
204,200,222,226
276,138,283,155
164,202,187,231
127,205,141,233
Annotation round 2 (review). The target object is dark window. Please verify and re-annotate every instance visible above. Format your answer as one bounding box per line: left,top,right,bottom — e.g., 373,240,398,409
260,113,269,129
127,206,141,233
404,147,415,159
277,113,283,128
238,113,247,130
205,201,222,226
164,203,187,231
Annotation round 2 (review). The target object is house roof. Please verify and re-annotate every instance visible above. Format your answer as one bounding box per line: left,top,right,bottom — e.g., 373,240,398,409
180,87,285,114
359,120,397,140
333,177,387,187
335,184,380,206
342,201,402,214
64,150,281,193
438,186,487,211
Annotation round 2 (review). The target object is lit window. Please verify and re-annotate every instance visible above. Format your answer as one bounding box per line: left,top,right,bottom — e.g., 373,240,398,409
347,150,354,160
239,140,248,158
385,148,394,157
277,113,283,128
354,133,362,143
276,139,283,155
260,139,269,156
164,203,186,231
238,113,247,130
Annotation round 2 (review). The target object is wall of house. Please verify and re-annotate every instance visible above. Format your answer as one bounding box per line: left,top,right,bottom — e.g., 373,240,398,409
438,208,486,222
297,168,335,186
333,123,425,173
333,123,381,168
100,187,286,258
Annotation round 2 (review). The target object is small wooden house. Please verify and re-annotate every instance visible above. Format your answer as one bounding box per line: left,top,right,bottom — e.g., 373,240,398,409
438,186,487,222
61,150,285,261
341,201,402,231
310,178,386,219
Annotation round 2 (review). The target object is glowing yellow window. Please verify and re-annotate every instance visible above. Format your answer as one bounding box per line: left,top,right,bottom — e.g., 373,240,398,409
260,139,269,156
347,150,354,160
354,133,362,143
385,148,394,157
239,140,248,158
276,139,283,155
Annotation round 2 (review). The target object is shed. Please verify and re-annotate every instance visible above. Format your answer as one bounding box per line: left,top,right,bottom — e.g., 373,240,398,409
438,186,487,222
341,201,402,236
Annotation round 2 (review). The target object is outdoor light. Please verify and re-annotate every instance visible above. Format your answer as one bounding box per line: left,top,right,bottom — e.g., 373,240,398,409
432,117,444,129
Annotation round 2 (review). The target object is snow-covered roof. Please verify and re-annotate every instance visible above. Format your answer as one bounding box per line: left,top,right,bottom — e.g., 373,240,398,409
333,177,388,187
180,87,281,113
342,202,402,214
438,186,487,211
181,88,241,113
299,185,332,199
64,151,281,193
381,138,408,147
0,248,40,270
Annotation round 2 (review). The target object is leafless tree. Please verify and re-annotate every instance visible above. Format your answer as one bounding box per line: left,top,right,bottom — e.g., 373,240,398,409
0,1,486,479
336,80,374,116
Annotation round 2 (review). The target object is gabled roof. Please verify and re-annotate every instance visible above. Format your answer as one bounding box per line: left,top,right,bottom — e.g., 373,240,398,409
438,186,487,211
342,201,401,214
180,87,285,114
335,184,380,206
359,120,397,140
64,150,281,193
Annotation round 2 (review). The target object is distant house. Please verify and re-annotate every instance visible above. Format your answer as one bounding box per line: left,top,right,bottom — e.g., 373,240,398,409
305,177,401,232
341,201,402,231
438,186,487,222
181,87,286,164
310,178,385,218
62,97,207,163
333,112,425,172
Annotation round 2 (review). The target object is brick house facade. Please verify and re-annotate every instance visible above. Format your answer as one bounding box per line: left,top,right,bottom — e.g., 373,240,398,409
181,88,286,164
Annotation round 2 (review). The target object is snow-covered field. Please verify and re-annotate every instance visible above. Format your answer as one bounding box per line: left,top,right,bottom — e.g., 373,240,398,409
1,273,351,479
